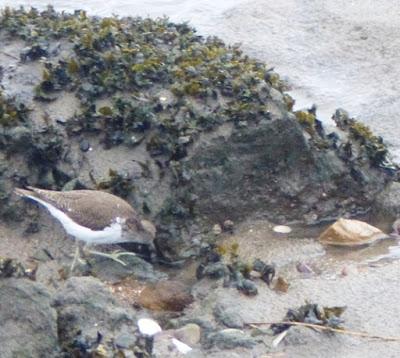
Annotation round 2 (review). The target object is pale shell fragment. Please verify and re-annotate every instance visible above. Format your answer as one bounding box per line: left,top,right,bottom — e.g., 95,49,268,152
171,338,192,354
273,225,292,234
137,318,162,336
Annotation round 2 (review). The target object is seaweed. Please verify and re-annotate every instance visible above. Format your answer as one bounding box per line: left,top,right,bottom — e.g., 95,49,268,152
0,91,30,126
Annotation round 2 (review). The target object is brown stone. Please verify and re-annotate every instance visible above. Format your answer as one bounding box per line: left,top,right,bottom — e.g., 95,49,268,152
319,218,387,246
138,280,194,311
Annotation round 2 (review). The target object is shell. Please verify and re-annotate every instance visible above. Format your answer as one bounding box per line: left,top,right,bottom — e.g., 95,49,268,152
137,318,162,336
272,225,292,234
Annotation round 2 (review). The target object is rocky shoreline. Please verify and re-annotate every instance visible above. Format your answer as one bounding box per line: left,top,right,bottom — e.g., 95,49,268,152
1,7,400,358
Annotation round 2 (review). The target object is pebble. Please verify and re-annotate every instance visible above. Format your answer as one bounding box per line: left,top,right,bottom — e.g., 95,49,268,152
212,224,222,235
79,139,90,152
174,323,201,346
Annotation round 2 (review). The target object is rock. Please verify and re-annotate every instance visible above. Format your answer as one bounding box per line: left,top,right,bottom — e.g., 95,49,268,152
213,303,244,328
0,257,33,279
237,279,258,296
0,278,59,357
138,280,194,311
88,254,166,283
296,262,314,275
198,262,228,280
318,218,388,246
212,224,222,235
205,329,257,349
79,138,91,152
173,323,201,346
373,182,400,219
222,220,234,232
5,125,32,151
274,276,289,293
53,276,138,355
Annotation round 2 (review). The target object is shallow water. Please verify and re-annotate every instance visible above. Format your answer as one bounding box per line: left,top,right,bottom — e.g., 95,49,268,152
222,218,400,280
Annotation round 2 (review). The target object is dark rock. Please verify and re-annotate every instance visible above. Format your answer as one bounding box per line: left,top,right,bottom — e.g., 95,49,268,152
20,43,48,62
0,279,59,357
179,115,391,227
213,303,244,328
236,279,258,296
53,276,138,355
201,262,228,280
373,181,400,219
79,138,90,152
138,280,194,311
88,254,166,283
4,125,32,152
205,329,257,349
0,257,33,278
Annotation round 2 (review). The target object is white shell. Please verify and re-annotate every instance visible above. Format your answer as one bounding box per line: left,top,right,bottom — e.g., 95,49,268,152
273,225,292,234
137,318,162,336
171,338,192,354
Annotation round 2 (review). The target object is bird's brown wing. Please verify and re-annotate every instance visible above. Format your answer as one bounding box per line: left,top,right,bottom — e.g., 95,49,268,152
23,187,140,231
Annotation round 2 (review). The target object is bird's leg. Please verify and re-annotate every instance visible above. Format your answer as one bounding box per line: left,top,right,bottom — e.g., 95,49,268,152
70,241,86,272
85,249,137,266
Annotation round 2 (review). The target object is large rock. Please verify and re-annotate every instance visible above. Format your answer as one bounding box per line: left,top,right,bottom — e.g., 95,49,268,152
318,218,388,246
177,114,390,225
373,181,400,219
53,276,138,355
0,278,59,358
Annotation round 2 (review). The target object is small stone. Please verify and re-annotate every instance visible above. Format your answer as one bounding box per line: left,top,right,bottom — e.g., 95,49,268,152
202,262,228,279
212,224,222,235
274,276,289,293
173,323,201,346
319,218,387,246
79,139,90,152
296,262,314,274
222,220,234,232
56,117,67,125
129,134,145,146
237,279,258,296
115,332,137,349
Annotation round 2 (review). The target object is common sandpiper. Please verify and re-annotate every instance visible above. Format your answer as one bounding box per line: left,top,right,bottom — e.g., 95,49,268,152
15,186,156,268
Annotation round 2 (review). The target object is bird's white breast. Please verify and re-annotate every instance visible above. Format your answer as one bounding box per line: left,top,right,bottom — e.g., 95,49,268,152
27,195,126,245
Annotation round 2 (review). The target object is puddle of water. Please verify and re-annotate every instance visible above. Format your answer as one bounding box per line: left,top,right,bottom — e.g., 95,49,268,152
221,218,400,280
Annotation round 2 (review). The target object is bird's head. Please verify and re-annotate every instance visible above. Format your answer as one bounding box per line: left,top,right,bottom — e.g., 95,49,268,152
122,216,156,247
